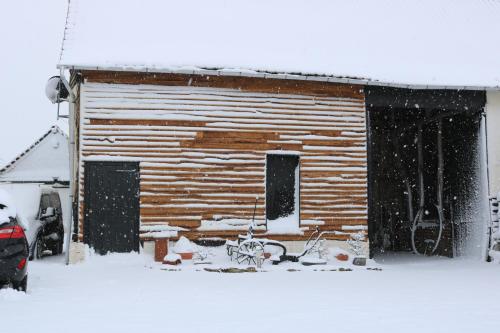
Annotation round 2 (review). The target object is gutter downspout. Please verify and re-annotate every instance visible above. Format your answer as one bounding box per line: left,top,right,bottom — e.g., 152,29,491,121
482,107,492,261
60,67,76,265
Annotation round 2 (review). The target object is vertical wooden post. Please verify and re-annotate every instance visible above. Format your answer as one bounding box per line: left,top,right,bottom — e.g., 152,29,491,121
154,238,169,262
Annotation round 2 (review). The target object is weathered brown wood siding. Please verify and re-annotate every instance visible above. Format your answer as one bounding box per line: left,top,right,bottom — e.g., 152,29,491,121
77,72,367,241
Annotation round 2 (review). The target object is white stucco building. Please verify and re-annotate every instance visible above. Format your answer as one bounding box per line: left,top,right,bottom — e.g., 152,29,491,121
0,126,70,231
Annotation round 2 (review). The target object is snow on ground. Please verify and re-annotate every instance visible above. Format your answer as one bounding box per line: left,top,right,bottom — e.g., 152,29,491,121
1,252,499,333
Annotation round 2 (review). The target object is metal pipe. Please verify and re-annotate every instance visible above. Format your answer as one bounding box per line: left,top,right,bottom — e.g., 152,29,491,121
480,111,492,261
432,119,444,254
417,125,425,209
405,180,414,222
436,119,444,210
411,125,425,255
61,67,76,265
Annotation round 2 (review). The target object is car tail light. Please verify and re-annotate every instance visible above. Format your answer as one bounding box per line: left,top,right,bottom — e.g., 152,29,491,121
17,258,27,270
0,225,25,239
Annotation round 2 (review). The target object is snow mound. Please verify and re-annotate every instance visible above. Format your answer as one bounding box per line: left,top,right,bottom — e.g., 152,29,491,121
163,253,181,262
140,224,187,239
299,256,327,265
267,209,307,235
329,247,350,257
266,214,304,235
0,288,27,301
173,236,194,253
489,250,500,264
198,218,265,231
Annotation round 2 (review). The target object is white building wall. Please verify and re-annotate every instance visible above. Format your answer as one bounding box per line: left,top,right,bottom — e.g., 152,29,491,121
0,128,69,183
487,91,500,196
0,183,42,221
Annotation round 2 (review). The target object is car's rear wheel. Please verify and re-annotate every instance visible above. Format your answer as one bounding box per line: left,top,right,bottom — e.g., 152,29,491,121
48,240,63,255
57,236,64,254
13,275,27,292
55,231,64,254
34,235,44,260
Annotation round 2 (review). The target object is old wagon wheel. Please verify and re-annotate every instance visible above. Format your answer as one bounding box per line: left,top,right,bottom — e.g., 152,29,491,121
411,204,444,255
236,239,265,266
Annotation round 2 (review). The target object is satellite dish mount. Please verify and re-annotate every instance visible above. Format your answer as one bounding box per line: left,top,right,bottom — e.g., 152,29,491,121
45,75,71,119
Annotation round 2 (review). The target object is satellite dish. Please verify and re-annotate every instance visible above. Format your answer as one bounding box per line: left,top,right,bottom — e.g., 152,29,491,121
45,76,69,104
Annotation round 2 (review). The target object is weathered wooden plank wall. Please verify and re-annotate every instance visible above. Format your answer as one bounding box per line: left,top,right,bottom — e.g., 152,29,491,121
77,72,367,241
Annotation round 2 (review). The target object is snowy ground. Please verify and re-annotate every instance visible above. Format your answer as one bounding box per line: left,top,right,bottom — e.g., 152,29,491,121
1,252,499,333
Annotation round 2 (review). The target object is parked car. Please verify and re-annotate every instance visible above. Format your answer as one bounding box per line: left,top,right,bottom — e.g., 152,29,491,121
0,190,29,292
29,191,64,259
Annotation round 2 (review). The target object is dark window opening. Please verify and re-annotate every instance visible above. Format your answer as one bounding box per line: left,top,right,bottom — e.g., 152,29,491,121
266,154,300,223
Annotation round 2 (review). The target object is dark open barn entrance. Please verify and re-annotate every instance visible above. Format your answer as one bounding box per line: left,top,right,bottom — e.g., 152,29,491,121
366,87,487,258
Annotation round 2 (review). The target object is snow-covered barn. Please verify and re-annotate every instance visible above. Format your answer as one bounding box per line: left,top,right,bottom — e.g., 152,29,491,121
0,126,70,231
57,0,500,260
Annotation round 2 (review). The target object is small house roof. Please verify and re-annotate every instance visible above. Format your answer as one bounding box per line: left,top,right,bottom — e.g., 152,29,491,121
58,0,500,89
0,126,69,183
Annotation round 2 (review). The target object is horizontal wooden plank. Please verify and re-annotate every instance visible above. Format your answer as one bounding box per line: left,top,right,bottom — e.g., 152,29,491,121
77,81,368,240
82,71,364,99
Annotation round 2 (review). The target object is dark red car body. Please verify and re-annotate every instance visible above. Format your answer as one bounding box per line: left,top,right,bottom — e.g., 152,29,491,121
0,218,29,291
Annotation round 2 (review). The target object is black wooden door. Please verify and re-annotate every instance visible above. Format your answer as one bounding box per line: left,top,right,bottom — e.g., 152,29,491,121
266,154,300,221
84,162,140,254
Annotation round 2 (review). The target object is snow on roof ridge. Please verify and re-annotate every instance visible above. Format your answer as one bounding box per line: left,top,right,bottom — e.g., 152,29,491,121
0,125,66,174
58,0,500,89
56,64,500,91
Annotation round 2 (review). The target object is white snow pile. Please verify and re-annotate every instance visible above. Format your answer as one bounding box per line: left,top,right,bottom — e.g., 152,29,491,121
163,253,181,262
0,189,17,224
266,215,305,235
0,288,28,301
140,224,187,238
301,219,325,226
299,256,327,265
198,218,266,231
490,250,500,263
199,216,308,235
173,236,194,253
329,246,351,258
2,253,500,333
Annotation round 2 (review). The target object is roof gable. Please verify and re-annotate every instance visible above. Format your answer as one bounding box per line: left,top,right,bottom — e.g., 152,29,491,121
0,126,69,183
59,0,500,89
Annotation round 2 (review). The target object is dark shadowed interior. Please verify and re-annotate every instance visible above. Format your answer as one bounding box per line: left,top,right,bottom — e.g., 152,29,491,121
366,87,487,258
266,154,299,221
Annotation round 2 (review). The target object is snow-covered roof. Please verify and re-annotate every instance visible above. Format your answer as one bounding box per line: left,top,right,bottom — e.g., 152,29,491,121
58,0,500,89
0,126,69,183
